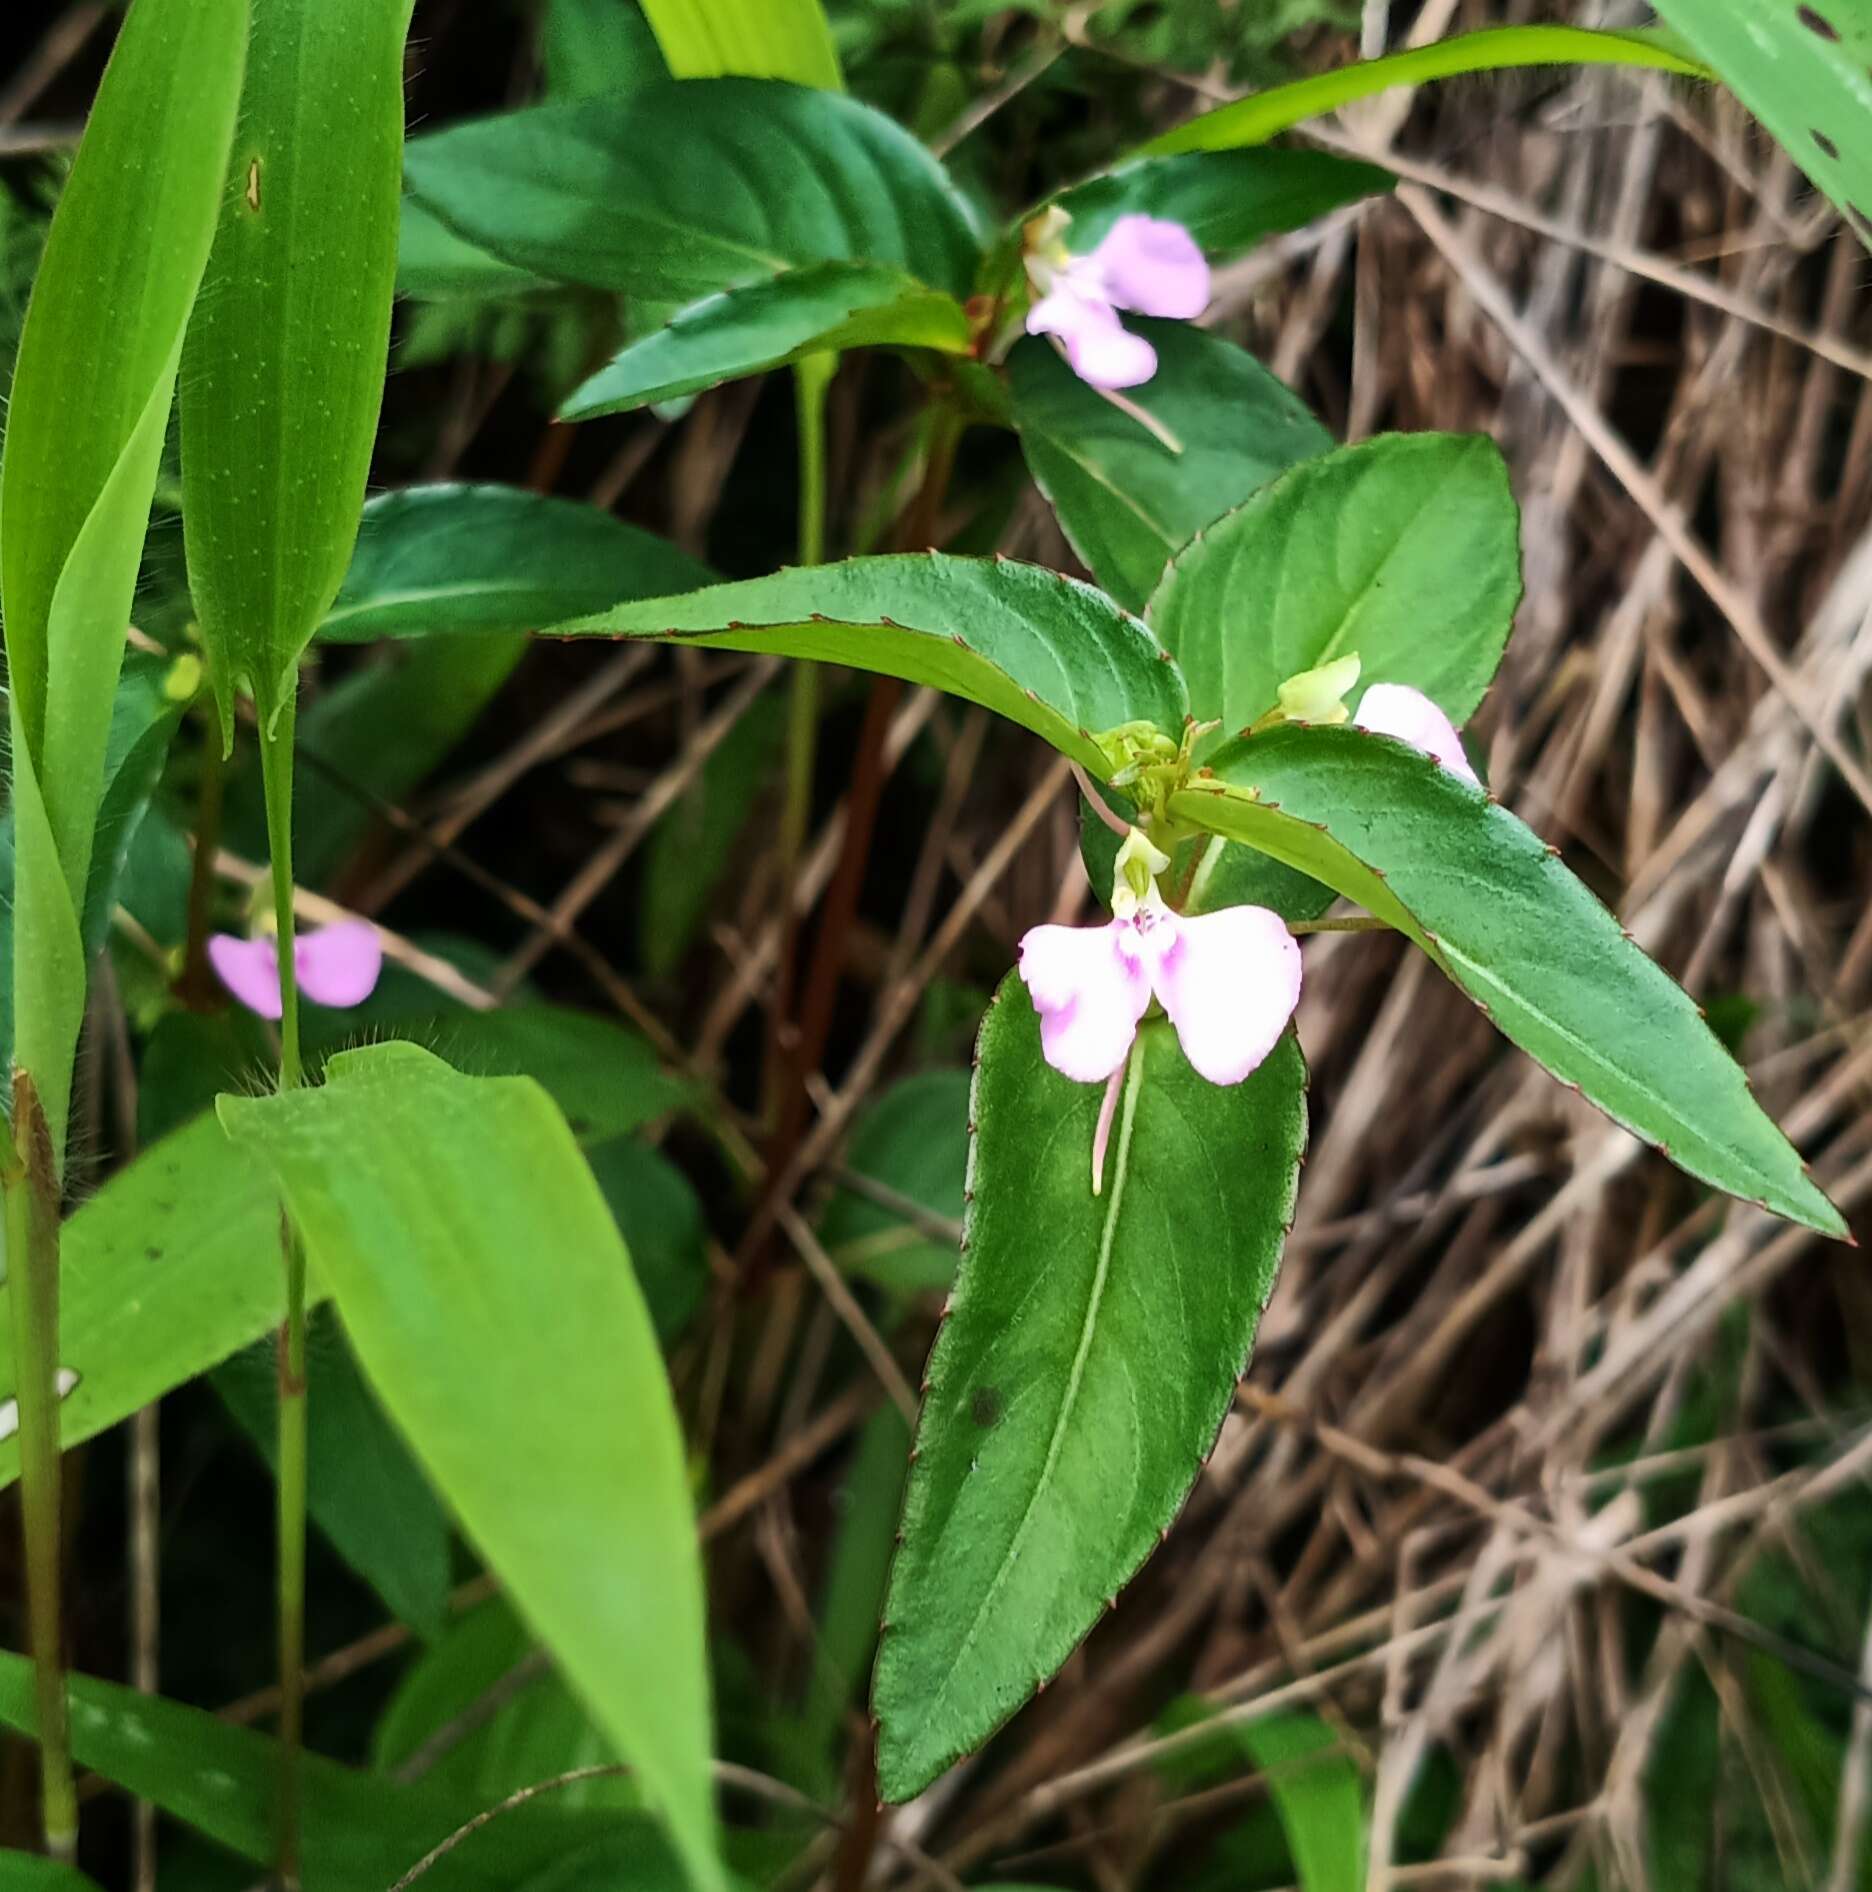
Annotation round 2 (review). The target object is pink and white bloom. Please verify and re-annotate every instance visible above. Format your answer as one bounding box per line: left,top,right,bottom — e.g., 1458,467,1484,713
1353,681,1480,786
207,921,383,1020
1023,209,1210,391
1018,831,1300,1090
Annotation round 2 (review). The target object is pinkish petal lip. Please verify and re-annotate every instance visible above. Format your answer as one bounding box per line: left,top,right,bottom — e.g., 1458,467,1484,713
207,933,284,1020
1149,903,1301,1085
1086,215,1210,320
1352,682,1480,785
295,921,384,1009
1027,279,1159,390
1018,920,1153,1082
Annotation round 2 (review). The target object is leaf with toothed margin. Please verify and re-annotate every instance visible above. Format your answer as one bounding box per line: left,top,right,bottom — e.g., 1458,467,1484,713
544,553,1191,772
872,976,1307,1801
1645,0,1872,248
1170,723,1847,1237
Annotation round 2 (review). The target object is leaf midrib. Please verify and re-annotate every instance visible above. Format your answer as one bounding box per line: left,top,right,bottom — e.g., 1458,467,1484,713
918,1044,1146,1735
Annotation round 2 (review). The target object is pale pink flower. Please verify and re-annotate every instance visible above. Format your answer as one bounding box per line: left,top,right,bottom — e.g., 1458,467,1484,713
1024,212,1210,391
1353,682,1480,786
207,921,384,1020
1021,829,1297,1073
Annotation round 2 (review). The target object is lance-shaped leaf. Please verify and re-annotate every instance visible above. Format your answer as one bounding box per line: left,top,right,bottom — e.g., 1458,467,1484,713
1012,325,1332,615
562,262,969,417
1137,26,1707,157
1172,724,1845,1236
0,0,245,1154
1645,0,1872,244
319,484,715,641
401,79,980,304
641,0,840,89
0,1652,683,1891
219,1043,724,1892
1148,432,1520,750
0,1114,299,1493
874,981,1307,1800
549,554,1190,772
1053,148,1392,261
181,0,408,734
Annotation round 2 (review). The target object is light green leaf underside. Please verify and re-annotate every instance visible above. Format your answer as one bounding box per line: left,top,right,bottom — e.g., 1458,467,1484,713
402,79,978,304
641,0,842,89
1053,147,1392,260
1174,725,1844,1235
1139,26,1710,157
874,983,1307,1800
562,262,969,417
218,1042,723,1892
549,553,1190,771
181,0,407,730
1012,324,1332,615
1646,0,1872,244
1148,431,1520,749
320,484,716,642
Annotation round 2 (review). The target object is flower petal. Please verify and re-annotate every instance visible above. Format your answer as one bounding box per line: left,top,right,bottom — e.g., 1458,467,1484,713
207,934,284,1020
1353,682,1480,786
1028,280,1157,389
295,921,384,1009
1018,921,1151,1083
1086,215,1210,319
1150,904,1300,1086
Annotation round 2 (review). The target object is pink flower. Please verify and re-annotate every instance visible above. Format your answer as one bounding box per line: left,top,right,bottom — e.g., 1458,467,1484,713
207,921,384,1020
1024,212,1211,391
1018,833,1299,1090
1353,682,1480,786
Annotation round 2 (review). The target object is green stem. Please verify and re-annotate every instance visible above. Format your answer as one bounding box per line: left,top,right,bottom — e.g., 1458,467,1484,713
257,697,307,1890
179,696,228,1007
5,1077,75,1863
259,700,304,1092
768,353,836,1122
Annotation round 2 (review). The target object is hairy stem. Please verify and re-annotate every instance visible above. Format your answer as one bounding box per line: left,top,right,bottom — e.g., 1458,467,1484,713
5,1077,75,1862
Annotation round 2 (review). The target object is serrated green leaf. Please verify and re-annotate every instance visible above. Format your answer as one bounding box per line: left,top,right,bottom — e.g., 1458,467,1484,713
1172,725,1845,1235
1012,325,1331,614
181,0,407,732
641,0,841,89
562,262,969,417
218,1042,723,1892
403,80,979,304
1138,26,1709,158
0,1651,673,1892
1646,0,1872,243
0,1114,299,1494
1149,433,1520,750
320,484,716,643
549,553,1189,773
1054,148,1392,260
874,981,1307,1800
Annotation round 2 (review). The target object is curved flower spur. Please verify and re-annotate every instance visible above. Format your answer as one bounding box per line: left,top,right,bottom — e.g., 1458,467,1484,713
1019,659,1484,1192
